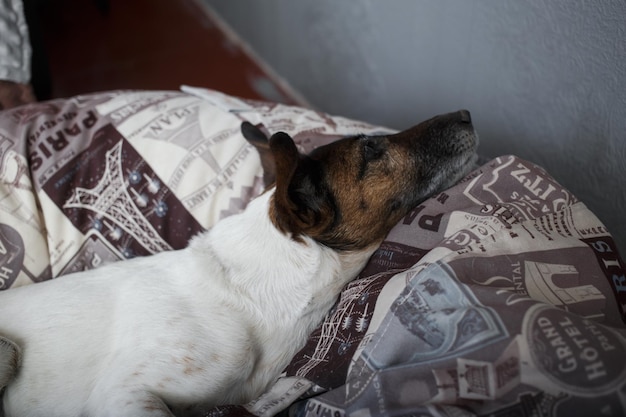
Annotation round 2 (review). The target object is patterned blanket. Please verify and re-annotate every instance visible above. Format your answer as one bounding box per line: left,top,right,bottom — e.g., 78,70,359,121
0,87,624,417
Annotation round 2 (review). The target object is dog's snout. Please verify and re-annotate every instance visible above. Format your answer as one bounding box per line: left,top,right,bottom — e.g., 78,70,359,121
458,109,471,124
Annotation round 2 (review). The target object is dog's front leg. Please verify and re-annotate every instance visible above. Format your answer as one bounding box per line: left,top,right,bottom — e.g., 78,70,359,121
85,390,175,417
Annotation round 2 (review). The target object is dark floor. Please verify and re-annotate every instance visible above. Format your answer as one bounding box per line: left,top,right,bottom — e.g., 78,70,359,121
33,0,298,104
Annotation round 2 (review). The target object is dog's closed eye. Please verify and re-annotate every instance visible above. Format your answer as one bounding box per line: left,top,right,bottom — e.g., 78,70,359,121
357,137,387,180
362,138,385,162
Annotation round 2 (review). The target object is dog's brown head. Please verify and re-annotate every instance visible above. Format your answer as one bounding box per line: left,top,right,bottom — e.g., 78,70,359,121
242,110,478,251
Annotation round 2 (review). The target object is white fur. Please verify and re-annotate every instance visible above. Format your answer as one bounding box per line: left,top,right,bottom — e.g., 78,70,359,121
0,190,376,417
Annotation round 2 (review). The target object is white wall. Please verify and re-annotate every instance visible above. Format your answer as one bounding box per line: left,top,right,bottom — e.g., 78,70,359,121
203,0,626,255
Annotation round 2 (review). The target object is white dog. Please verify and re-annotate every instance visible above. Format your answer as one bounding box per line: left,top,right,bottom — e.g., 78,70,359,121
0,110,477,417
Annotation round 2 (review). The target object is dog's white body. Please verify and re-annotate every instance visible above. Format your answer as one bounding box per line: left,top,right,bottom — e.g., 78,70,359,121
0,110,478,416
0,190,374,417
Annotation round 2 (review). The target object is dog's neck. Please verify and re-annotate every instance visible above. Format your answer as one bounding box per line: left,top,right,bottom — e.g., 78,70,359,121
190,190,376,329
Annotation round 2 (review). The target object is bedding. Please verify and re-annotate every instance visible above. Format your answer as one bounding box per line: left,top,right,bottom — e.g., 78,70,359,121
0,87,624,417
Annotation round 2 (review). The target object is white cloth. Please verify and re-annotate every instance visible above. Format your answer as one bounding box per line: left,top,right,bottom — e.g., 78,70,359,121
0,0,31,83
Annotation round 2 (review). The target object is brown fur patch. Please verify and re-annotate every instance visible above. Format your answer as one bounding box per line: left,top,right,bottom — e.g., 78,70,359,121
260,110,478,251
309,137,419,249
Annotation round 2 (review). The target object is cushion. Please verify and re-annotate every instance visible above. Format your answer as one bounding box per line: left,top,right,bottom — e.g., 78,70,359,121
0,87,624,416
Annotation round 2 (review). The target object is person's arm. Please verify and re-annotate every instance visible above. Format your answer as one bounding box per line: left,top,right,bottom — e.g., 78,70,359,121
0,0,35,109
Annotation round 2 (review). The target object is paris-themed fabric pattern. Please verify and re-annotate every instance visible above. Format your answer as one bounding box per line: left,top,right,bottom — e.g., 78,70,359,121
0,87,624,417
0,87,386,286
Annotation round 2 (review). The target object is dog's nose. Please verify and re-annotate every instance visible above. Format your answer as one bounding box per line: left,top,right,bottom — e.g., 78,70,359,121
458,109,472,124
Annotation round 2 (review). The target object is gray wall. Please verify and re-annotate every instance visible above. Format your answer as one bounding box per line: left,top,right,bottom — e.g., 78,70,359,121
202,0,626,255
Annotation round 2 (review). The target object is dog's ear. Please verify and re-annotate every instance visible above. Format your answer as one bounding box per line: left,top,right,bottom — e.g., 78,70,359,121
241,122,276,188
269,132,333,240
